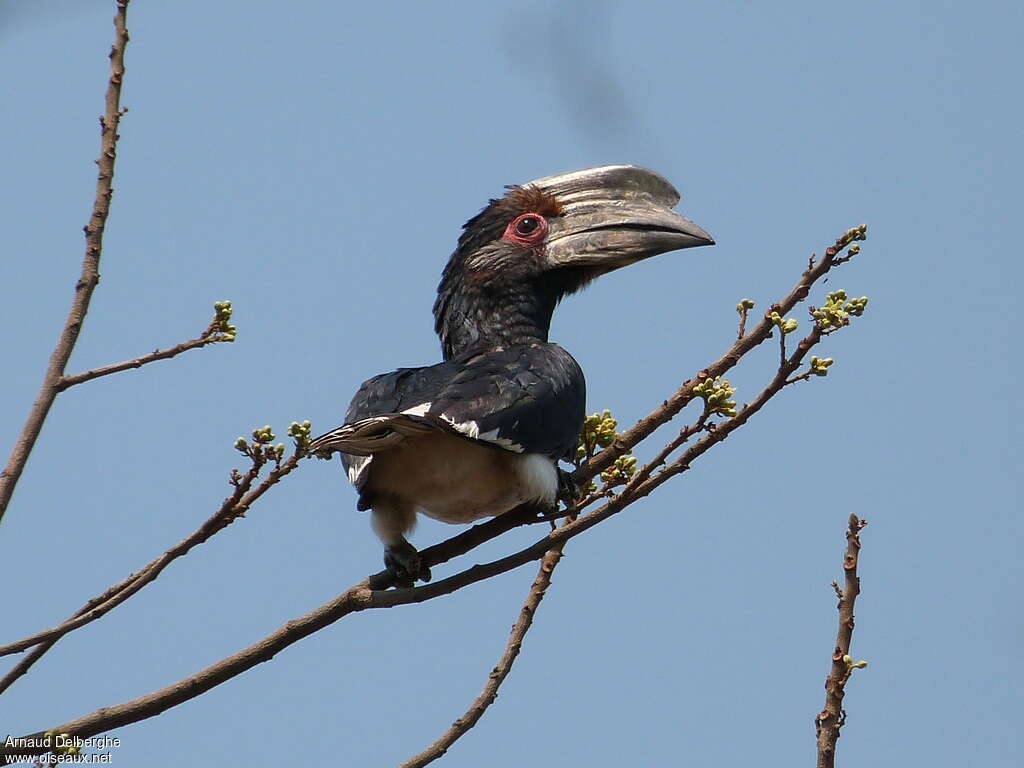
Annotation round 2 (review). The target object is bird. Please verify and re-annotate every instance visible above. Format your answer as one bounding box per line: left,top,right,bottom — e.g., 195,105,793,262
308,165,713,586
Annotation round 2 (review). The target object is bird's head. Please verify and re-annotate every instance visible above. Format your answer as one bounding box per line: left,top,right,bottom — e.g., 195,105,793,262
434,165,714,359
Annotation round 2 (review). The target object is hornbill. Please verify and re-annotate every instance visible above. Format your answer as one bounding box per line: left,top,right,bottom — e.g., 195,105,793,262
309,165,713,585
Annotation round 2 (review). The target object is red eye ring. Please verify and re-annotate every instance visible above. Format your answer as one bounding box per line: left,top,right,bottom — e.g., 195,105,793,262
502,212,548,246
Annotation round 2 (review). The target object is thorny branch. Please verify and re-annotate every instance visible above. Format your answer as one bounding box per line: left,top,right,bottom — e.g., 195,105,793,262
0,0,132,524
0,226,869,760
815,514,868,768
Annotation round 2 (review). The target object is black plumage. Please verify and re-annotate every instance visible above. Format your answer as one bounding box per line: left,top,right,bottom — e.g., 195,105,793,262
309,165,714,585
344,343,585,467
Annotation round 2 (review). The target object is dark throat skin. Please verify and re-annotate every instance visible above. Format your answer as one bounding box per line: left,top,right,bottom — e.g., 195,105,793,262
434,258,594,360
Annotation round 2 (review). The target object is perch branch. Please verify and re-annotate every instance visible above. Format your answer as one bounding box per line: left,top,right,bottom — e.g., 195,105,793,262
0,0,132,523
0,489,553,665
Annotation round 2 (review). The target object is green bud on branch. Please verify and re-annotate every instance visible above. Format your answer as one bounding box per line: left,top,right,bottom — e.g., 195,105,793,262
811,289,869,330
600,454,638,485
287,420,314,452
693,376,738,417
210,300,237,342
809,356,834,376
839,224,868,248
251,425,275,444
770,311,799,335
579,409,621,459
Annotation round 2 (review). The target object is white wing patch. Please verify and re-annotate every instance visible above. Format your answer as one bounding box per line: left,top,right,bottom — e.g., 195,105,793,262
446,417,480,439
346,454,372,487
400,403,525,453
477,427,525,452
400,402,432,417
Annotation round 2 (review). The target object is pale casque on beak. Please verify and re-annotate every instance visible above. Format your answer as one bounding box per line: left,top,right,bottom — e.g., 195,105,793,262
536,164,714,273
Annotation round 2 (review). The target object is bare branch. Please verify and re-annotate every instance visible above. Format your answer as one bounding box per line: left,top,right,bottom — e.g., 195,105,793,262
633,409,711,487
0,453,300,692
0,644,54,703
0,474,555,664
3,527,574,756
583,325,823,521
56,309,235,391
576,226,865,486
815,514,867,768
397,539,567,768
784,371,814,386
0,0,132,524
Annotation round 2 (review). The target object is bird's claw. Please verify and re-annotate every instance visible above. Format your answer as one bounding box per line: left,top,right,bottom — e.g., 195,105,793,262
383,541,432,587
556,467,580,505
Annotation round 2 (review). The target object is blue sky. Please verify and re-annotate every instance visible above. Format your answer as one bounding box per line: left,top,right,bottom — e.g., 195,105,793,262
1,1,1020,765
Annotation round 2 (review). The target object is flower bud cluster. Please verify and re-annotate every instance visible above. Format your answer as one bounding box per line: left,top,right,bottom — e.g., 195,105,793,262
812,289,869,329
693,376,738,417
212,300,237,342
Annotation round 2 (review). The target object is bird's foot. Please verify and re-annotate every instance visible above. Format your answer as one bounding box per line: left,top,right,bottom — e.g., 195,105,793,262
383,541,432,587
556,466,581,505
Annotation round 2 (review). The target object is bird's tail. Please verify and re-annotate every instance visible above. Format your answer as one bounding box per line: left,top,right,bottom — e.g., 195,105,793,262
307,414,441,457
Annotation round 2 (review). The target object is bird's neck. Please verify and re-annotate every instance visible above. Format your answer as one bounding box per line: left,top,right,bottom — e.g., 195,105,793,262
436,281,558,359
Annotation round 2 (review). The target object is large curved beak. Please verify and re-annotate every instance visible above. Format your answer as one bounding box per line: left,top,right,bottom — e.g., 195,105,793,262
533,165,714,273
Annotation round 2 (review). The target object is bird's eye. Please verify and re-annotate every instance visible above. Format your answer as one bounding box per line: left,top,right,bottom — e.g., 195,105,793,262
515,216,540,236
502,212,548,245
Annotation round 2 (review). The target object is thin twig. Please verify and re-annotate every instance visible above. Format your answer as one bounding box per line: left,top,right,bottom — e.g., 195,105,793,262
0,644,54,702
576,228,862,486
737,301,752,339
633,410,711,488
0,0,131,524
57,316,233,391
815,514,867,768
784,370,815,386
0,455,299,692
396,540,567,768
590,323,823,519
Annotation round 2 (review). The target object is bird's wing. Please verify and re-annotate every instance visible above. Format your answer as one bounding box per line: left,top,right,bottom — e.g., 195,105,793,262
308,344,585,488
424,344,585,459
